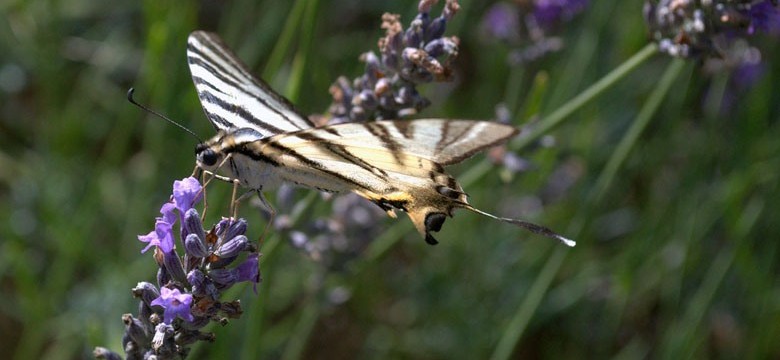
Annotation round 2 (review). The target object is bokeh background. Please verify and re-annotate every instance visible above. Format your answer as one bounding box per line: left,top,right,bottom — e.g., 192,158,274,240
2,0,779,358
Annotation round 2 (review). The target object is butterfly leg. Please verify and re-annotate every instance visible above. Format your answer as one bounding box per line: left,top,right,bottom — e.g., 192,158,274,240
254,190,276,243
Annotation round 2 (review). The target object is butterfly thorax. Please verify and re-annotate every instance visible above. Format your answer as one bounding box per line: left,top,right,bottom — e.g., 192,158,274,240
196,128,287,190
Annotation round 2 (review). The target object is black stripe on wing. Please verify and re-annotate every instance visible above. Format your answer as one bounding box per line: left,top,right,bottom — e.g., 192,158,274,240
186,31,314,135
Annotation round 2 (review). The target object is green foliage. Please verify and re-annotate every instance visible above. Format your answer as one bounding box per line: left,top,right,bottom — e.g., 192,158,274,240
1,0,778,358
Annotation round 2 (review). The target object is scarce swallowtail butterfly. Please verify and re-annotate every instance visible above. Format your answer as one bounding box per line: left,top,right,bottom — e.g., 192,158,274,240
187,31,574,247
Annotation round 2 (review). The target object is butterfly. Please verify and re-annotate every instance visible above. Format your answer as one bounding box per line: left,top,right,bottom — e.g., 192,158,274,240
187,31,574,247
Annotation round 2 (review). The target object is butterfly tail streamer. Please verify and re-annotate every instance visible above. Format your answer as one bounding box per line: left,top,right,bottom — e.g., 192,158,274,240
465,206,576,247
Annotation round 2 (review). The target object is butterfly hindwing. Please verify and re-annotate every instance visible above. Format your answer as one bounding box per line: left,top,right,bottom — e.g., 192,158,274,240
235,119,518,243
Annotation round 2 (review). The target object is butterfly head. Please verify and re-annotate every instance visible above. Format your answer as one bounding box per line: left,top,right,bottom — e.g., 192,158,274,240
195,143,221,169
195,133,230,171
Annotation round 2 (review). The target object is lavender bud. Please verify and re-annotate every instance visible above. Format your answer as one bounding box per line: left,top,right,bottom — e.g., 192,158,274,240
356,74,371,92
187,269,205,288
157,264,170,287
183,208,205,242
350,106,367,121
93,347,122,360
182,315,211,330
425,16,447,40
162,250,187,284
362,52,381,83
211,219,227,239
132,282,160,307
185,233,209,258
418,0,436,14
191,272,220,300
424,37,457,57
378,94,399,110
396,85,416,107
388,32,403,54
401,47,418,67
138,302,154,331
120,334,135,358
381,52,399,71
122,314,150,345
357,89,378,110
335,76,353,98
443,0,460,21
208,254,239,269
374,77,392,96
222,219,247,242
208,268,237,287
405,19,424,48
214,235,248,258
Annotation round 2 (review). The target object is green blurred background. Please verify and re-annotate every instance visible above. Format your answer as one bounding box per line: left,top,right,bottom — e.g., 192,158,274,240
2,0,779,358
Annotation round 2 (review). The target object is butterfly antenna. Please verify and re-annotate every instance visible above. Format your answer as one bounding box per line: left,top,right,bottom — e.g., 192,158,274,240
466,206,576,247
127,88,203,143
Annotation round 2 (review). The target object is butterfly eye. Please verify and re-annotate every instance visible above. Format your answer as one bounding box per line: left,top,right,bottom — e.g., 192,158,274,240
199,148,219,167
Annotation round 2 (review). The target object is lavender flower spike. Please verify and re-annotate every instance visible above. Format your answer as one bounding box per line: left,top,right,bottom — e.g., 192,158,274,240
99,176,262,358
327,0,461,123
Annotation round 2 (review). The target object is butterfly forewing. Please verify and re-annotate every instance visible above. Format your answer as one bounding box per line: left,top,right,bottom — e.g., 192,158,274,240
186,31,314,136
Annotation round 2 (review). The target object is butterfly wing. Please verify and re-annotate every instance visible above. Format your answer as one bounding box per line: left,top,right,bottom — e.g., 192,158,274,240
251,119,518,243
186,31,314,136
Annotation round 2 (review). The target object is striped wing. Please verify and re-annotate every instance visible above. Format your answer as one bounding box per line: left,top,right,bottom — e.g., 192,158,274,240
251,119,518,242
186,31,314,136
272,119,520,166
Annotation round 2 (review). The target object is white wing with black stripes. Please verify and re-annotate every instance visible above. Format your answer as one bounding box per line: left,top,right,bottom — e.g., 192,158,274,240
186,30,314,136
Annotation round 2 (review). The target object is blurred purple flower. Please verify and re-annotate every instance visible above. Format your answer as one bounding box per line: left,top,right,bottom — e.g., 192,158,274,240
533,0,589,28
483,3,519,40
480,1,588,64
748,0,780,34
151,287,194,324
732,61,766,89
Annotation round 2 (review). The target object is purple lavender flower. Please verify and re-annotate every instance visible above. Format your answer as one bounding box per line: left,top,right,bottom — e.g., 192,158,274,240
328,0,461,123
151,287,194,324
644,0,780,59
137,220,173,254
172,177,202,214
99,176,261,358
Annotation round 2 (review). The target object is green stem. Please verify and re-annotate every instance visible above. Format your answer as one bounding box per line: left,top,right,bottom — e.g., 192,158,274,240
281,299,321,360
262,0,307,80
591,58,686,202
285,0,320,101
490,246,568,360
514,43,658,150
